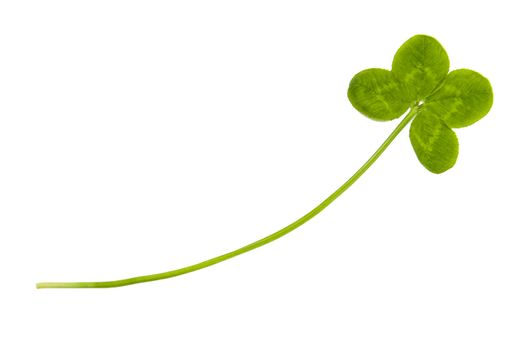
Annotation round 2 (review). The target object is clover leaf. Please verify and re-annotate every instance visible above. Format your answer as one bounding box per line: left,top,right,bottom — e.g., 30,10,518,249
37,35,493,289
348,34,493,173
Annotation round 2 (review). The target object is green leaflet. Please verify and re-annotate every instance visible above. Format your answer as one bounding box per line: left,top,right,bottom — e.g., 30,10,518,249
410,110,459,174
424,69,494,128
347,68,409,121
347,34,493,173
392,35,449,102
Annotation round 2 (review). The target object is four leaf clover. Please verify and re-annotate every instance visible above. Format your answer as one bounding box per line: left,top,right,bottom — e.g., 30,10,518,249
348,34,493,173
37,35,494,289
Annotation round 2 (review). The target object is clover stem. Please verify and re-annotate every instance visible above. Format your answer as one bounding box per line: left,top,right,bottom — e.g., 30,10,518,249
37,108,418,289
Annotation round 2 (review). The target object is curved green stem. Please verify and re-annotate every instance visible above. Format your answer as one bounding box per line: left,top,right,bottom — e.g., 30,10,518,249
37,108,418,289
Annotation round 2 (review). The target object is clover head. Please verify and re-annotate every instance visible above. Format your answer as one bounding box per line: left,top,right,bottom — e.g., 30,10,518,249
348,35,493,173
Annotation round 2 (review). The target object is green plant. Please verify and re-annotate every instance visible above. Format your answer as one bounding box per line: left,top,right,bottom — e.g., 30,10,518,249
37,34,493,289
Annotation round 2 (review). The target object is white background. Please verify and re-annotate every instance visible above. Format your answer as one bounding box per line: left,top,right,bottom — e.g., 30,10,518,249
1,1,524,349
